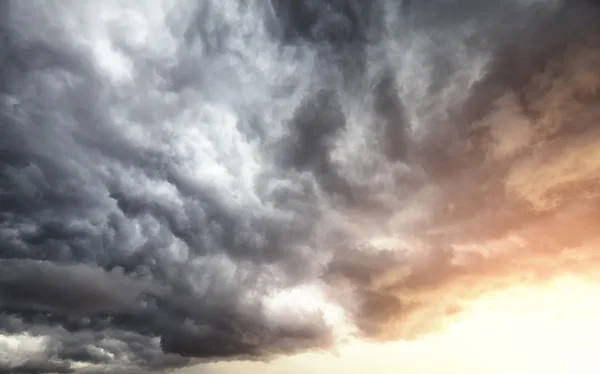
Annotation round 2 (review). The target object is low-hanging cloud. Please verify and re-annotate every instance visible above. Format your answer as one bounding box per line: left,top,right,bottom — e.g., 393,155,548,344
1,0,600,372
0,259,168,315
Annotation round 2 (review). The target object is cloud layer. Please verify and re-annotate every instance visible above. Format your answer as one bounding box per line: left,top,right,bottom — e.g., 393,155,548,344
1,0,600,372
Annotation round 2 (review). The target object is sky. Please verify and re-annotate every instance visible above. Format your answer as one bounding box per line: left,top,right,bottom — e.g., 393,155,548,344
1,0,600,373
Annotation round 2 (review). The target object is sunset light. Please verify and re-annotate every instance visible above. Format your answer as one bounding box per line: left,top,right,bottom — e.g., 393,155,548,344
440,275,600,374
2,0,600,373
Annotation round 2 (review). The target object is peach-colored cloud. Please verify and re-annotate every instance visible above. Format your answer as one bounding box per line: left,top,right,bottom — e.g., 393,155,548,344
327,42,600,344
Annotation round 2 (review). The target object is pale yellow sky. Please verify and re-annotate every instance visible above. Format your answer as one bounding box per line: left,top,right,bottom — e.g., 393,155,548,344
178,275,600,374
180,340,485,374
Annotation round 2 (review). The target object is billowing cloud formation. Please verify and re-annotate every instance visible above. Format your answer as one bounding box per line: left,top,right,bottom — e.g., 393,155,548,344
1,0,600,372
0,259,168,315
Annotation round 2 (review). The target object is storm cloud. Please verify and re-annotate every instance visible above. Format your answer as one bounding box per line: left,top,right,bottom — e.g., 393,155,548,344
1,0,600,372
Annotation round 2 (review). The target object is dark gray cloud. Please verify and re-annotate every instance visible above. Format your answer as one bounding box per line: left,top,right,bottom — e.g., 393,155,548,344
0,259,167,314
0,361,73,374
1,0,600,372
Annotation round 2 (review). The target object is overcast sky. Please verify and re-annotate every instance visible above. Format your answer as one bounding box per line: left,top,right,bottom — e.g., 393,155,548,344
1,0,600,373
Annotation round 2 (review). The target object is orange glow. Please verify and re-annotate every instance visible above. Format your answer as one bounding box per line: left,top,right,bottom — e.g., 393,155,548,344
437,275,600,374
195,274,600,374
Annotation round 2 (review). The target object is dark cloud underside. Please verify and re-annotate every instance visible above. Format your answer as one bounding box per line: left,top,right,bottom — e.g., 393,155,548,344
1,0,600,372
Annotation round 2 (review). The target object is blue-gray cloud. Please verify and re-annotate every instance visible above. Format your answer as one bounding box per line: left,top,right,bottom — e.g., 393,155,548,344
1,0,600,372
